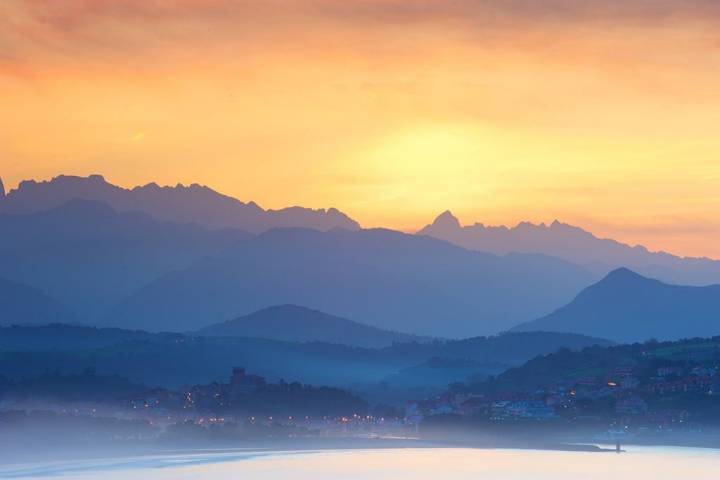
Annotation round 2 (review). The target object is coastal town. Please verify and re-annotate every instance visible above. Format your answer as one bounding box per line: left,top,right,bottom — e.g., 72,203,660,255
410,339,720,443
3,338,720,447
411,364,720,423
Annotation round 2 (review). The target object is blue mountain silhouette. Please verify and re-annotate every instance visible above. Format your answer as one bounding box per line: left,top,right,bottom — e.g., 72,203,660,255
106,227,596,336
197,304,427,348
513,267,720,342
0,198,249,318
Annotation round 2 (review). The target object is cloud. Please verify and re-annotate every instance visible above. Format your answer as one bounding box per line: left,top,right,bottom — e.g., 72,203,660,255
333,1,720,21
5,0,720,51
3,0,717,77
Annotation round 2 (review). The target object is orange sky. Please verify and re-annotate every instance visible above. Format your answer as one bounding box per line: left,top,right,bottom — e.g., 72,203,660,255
2,1,720,257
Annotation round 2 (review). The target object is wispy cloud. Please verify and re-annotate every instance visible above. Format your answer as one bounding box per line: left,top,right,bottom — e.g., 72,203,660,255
5,0,720,58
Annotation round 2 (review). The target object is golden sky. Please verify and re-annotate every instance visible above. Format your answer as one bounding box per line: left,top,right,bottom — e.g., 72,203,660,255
2,1,720,257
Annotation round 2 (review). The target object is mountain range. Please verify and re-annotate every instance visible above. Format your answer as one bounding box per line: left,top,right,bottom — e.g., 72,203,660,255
105,227,595,337
0,188,596,336
0,199,248,319
2,174,719,342
0,175,359,233
513,267,720,342
197,304,426,347
419,211,720,286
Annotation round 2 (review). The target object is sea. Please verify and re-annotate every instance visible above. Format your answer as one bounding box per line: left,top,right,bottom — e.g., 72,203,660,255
1,446,718,479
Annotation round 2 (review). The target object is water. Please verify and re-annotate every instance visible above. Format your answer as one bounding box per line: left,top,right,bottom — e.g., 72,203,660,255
1,446,718,479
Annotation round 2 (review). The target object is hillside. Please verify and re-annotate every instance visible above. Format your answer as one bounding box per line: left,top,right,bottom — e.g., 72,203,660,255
441,336,720,433
0,323,178,350
0,325,610,400
197,304,426,348
457,335,720,401
513,268,720,342
383,357,504,389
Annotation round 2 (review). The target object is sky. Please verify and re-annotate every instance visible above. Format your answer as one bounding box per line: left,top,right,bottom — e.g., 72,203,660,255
2,0,720,258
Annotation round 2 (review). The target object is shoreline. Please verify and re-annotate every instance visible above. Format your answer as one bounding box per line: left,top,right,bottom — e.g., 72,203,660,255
0,435,653,469
2,430,719,470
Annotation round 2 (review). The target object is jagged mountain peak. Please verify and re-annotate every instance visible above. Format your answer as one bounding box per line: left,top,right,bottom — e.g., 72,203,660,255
433,210,461,228
0,174,360,233
417,210,462,237
416,211,720,286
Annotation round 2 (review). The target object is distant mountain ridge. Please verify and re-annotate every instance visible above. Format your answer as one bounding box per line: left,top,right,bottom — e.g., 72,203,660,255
0,277,79,326
419,211,720,286
0,198,249,319
513,268,720,342
0,174,360,233
197,304,427,348
105,227,596,337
